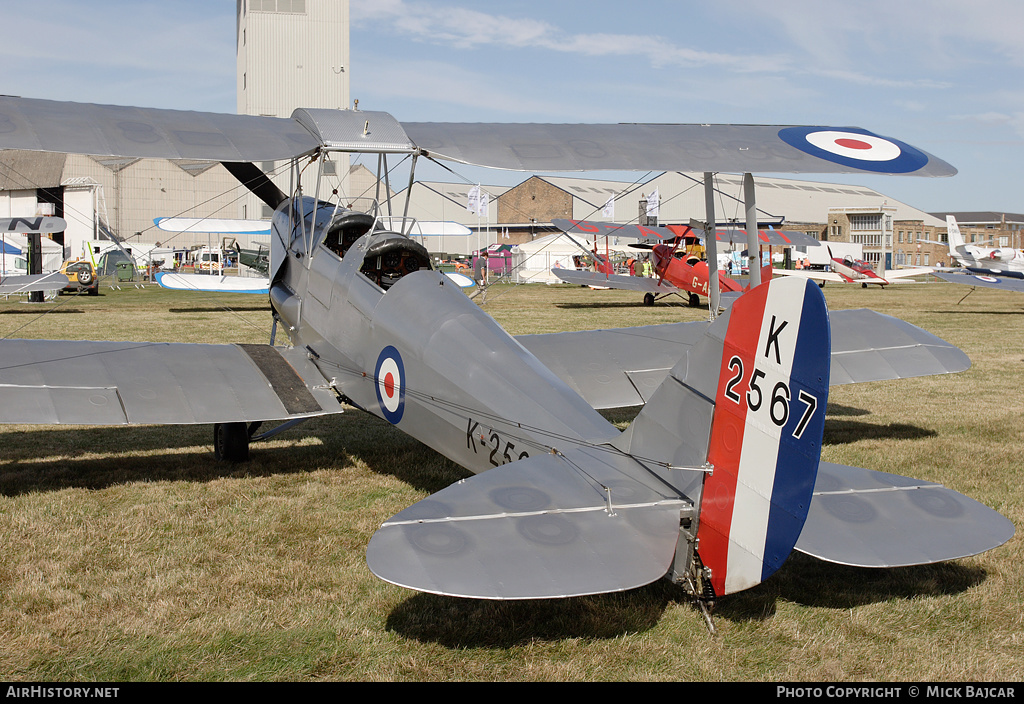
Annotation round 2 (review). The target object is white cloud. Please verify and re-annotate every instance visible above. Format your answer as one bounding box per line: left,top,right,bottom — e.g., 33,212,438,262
951,112,1024,141
353,1,791,73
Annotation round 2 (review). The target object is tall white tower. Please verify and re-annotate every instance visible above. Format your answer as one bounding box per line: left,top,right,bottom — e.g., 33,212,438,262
236,0,351,216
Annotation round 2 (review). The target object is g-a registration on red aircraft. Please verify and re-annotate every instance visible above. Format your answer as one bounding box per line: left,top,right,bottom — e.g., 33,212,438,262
0,97,1012,629
550,218,818,306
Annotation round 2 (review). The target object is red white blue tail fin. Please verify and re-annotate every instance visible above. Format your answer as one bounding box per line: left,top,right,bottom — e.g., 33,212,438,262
699,277,830,595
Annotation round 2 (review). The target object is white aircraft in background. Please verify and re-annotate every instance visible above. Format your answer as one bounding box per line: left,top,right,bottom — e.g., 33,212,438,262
928,216,1024,293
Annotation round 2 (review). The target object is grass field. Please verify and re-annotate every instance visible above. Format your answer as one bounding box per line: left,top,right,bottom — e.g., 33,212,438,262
0,277,1020,681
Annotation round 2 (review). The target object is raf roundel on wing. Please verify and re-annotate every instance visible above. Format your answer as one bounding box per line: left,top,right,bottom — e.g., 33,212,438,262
778,126,930,174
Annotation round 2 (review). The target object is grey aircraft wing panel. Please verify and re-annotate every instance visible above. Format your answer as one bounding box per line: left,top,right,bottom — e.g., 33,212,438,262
773,269,847,283
0,339,342,425
403,123,957,176
0,96,321,162
796,462,1015,567
552,219,822,248
0,273,68,294
827,309,971,384
0,97,957,177
551,268,678,294
934,272,1024,292
366,449,687,599
517,322,706,409
516,309,970,410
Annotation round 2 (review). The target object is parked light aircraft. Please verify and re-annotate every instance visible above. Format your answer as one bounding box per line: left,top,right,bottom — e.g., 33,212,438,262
776,246,933,287
0,96,1012,614
941,215,1024,276
922,216,1024,293
550,219,811,306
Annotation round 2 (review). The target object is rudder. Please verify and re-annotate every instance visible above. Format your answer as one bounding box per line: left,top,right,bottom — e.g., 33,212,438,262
698,276,830,595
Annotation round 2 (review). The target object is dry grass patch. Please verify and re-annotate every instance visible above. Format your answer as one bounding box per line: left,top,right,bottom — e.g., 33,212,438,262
0,280,1020,680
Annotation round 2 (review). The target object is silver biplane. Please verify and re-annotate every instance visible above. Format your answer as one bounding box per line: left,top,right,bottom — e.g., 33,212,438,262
0,97,1013,615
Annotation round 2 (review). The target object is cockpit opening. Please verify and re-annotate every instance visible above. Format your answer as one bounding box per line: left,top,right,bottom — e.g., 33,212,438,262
322,211,376,258
359,234,433,291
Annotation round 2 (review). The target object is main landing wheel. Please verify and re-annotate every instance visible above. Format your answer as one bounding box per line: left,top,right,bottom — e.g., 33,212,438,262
214,422,249,462
643,292,655,306
688,293,700,307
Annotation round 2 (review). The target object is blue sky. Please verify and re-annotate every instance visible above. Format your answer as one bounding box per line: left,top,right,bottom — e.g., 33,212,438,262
3,0,1022,213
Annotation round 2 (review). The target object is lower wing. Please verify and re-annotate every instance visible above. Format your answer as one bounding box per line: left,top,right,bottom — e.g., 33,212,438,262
0,339,342,425
516,308,970,410
773,269,846,283
882,266,933,280
0,273,69,294
155,272,270,294
552,268,678,293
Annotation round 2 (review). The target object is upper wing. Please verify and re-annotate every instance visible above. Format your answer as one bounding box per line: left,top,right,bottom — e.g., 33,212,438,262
551,268,678,294
0,97,956,176
0,339,341,425
403,123,957,176
0,96,323,162
516,309,971,410
553,219,823,248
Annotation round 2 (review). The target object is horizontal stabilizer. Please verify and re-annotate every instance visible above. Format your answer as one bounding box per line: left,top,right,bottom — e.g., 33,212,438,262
367,451,686,599
828,309,970,384
155,272,270,294
797,462,1015,567
0,273,68,294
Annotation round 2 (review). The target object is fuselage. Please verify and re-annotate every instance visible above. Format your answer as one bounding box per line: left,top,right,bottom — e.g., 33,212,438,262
831,256,889,285
268,198,620,476
651,243,761,296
